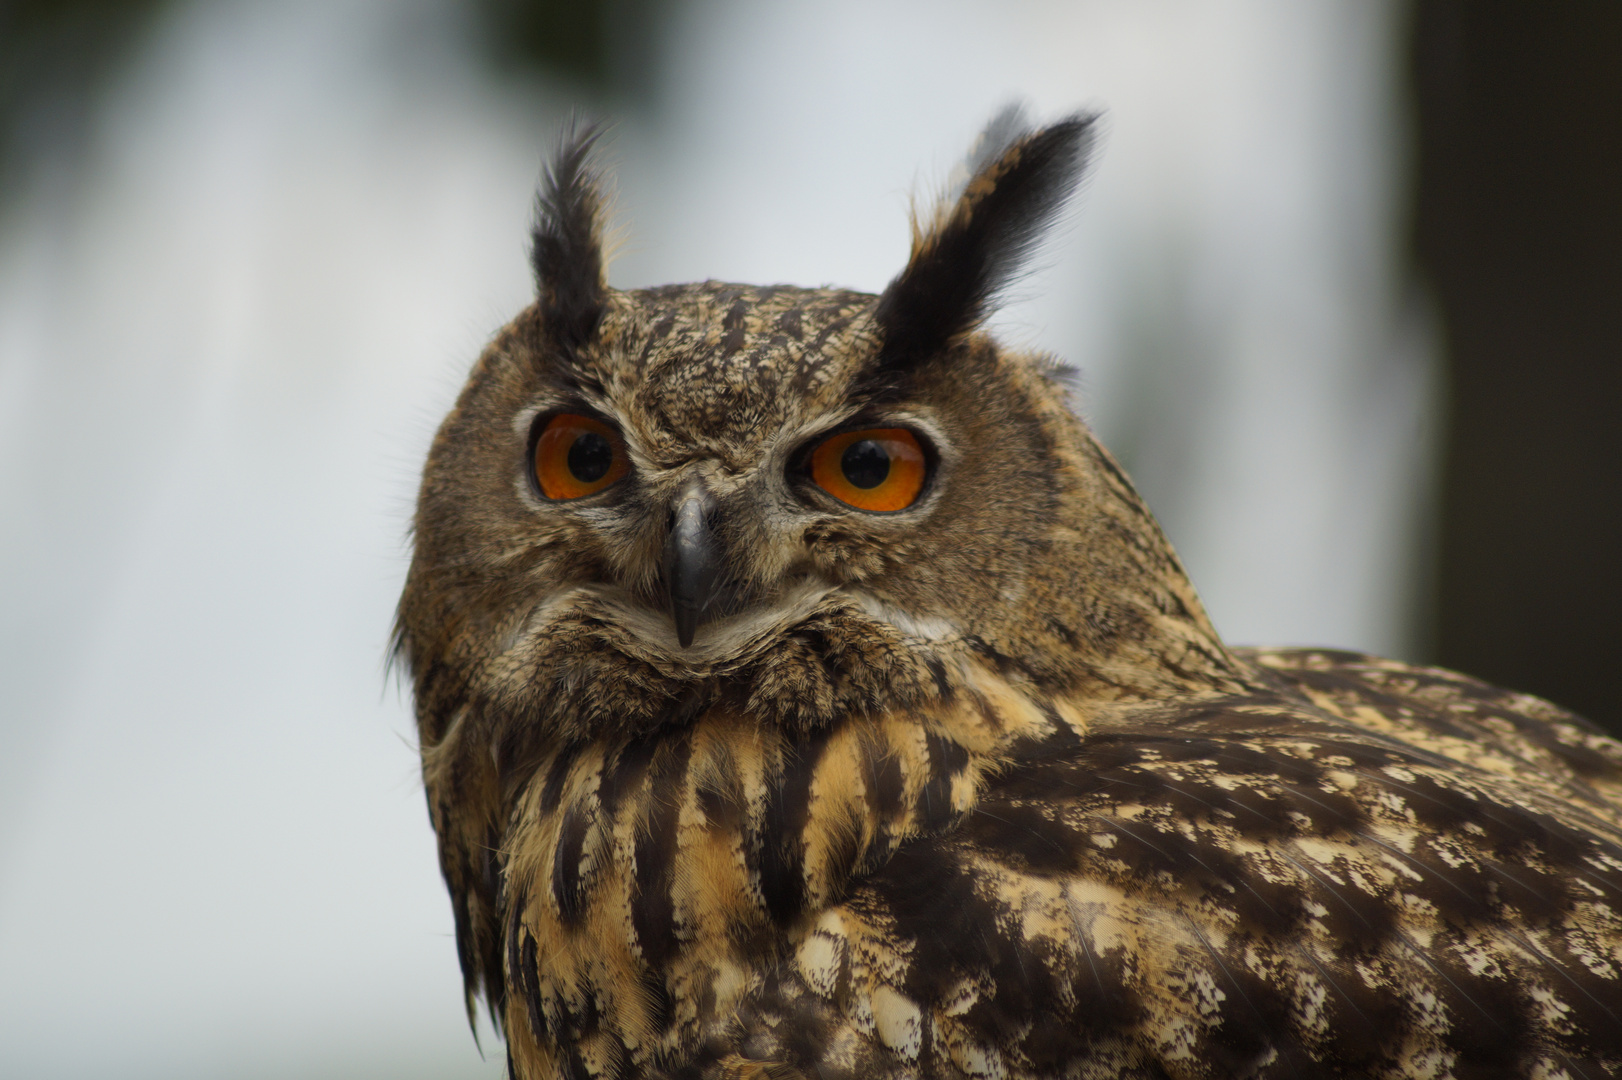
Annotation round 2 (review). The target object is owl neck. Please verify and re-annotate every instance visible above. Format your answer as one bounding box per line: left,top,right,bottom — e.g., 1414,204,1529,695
952,426,1247,706
1087,452,1247,698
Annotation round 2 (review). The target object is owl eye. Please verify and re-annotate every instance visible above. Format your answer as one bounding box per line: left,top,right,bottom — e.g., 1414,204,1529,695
808,428,928,512
532,413,630,500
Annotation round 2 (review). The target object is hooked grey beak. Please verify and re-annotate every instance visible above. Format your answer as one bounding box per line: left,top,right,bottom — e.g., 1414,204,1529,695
662,494,733,647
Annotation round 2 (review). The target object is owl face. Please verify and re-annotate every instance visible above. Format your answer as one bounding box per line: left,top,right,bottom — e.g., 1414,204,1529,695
407,278,1069,743
398,111,1219,758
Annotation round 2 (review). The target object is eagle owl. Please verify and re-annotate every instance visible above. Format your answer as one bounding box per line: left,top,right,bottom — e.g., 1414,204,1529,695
395,112,1622,1079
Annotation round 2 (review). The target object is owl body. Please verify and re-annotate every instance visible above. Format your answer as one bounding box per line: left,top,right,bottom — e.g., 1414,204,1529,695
397,116,1622,1080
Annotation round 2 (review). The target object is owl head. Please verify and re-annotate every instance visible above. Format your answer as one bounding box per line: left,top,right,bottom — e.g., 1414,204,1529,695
397,108,1233,770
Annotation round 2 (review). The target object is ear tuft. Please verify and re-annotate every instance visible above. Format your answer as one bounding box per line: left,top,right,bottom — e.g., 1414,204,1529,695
875,108,1097,368
531,121,609,352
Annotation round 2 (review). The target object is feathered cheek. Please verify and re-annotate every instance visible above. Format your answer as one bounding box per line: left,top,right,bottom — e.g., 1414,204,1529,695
802,525,907,582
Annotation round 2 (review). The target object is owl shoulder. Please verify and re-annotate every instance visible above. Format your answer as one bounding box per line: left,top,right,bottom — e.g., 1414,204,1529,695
737,656,1622,1079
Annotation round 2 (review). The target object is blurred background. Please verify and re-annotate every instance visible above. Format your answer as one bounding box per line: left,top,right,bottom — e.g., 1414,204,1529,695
0,1,1616,1077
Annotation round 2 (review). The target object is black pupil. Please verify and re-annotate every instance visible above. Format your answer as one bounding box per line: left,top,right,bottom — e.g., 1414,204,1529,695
840,439,891,489
567,431,613,483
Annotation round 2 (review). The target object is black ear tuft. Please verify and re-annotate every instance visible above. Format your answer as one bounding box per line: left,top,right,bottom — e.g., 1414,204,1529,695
530,121,609,352
874,108,1097,369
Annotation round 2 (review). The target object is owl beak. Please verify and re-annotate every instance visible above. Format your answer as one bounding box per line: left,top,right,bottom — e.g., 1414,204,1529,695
663,494,731,648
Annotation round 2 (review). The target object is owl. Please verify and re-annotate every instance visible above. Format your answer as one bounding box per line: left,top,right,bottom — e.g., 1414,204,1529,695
395,111,1622,1080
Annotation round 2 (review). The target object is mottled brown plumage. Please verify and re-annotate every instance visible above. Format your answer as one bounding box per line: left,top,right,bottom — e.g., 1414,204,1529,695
395,112,1622,1080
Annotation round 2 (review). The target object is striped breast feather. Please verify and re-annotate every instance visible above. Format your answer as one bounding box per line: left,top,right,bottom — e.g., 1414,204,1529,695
497,657,1096,1079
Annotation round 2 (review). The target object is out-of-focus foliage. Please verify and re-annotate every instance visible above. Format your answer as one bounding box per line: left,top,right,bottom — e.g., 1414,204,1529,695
0,0,676,192
0,0,170,186
470,0,667,98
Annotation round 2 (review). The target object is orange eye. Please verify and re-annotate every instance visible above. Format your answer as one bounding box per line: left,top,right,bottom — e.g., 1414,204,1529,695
533,413,629,500
809,428,928,512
